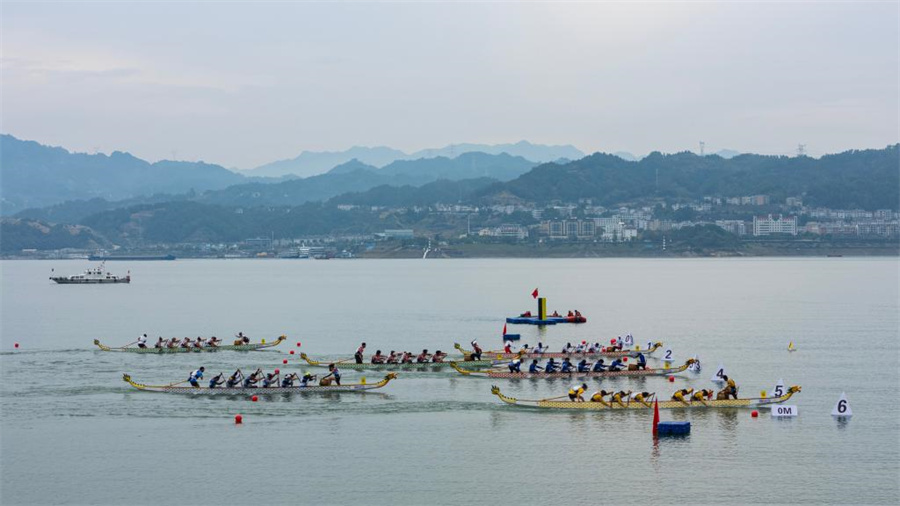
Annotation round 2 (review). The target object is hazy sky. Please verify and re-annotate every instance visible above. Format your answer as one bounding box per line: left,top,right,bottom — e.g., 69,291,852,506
2,1,897,168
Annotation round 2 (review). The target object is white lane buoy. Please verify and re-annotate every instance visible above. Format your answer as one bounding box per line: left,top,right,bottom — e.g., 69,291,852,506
832,392,852,417
772,379,786,398
711,363,727,383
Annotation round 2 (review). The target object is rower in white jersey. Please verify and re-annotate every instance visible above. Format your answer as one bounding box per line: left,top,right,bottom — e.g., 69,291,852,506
137,334,148,349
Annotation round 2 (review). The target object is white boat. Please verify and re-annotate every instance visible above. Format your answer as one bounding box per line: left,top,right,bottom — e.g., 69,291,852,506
50,263,130,284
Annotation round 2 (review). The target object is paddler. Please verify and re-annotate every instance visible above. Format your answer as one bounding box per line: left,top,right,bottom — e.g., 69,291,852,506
532,342,546,355
590,390,612,404
577,359,591,373
544,358,559,373
562,342,574,354
386,351,399,364
592,359,607,372
300,372,316,387
503,341,514,354
281,373,299,387
560,358,574,373
612,390,632,407
371,350,386,364
720,375,738,399
188,367,205,387
226,369,244,388
243,369,262,388
568,383,588,402
432,350,447,363
470,340,483,361
208,372,225,388
671,387,694,405
574,342,585,353
607,358,624,372
416,349,431,363
193,337,205,348
631,391,656,407
154,337,165,349
528,359,544,373
355,342,367,364
634,352,647,370
587,342,599,353
207,336,219,347
321,364,341,386
262,372,279,388
692,389,714,404
166,338,178,349
180,337,192,349
507,358,522,373
137,334,148,349
400,351,414,364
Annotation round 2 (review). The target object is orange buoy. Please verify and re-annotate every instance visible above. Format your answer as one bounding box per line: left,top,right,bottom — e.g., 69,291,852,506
289,350,295,355
668,376,675,382
751,410,759,418
235,414,243,424
283,359,288,364
251,395,258,402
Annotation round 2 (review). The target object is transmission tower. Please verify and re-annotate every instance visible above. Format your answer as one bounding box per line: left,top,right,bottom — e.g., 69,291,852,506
699,141,706,156
797,144,806,157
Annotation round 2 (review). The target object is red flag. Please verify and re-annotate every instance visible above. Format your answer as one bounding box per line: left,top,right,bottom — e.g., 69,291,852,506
502,323,507,336
531,288,539,299
652,398,660,435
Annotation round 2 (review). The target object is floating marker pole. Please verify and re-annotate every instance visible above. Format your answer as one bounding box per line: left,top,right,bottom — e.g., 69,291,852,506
538,297,547,321
652,398,660,435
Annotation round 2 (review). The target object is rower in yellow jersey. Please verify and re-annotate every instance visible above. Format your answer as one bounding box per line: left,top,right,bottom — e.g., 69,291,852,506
671,387,694,405
568,383,588,402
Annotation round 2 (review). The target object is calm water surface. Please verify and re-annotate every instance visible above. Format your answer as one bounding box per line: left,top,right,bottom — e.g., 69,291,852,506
1,258,898,505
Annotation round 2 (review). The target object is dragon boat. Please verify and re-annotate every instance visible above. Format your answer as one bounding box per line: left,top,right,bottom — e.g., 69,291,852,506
94,335,286,353
449,358,696,379
122,373,397,394
453,342,663,361
299,352,496,371
490,385,802,410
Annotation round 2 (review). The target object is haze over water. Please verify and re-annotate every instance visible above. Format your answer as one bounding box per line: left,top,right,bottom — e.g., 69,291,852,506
1,258,898,504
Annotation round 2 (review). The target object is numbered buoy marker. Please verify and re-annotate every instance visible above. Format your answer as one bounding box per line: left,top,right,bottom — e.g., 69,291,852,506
662,348,674,363
688,355,702,373
646,341,653,352
831,392,852,417
711,363,726,383
771,379,785,398
771,405,798,417
624,334,634,347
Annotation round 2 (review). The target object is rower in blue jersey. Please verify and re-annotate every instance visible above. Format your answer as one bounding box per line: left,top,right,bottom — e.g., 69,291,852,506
208,372,225,388
281,373,298,387
608,358,624,372
262,372,278,388
528,359,543,373
243,368,262,387
226,369,243,388
545,358,559,373
635,352,647,370
188,367,205,387
300,372,316,387
592,359,607,372
559,358,574,373
577,359,591,373
508,359,522,373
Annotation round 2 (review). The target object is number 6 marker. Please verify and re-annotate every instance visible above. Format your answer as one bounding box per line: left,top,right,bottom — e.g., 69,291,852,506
831,392,852,417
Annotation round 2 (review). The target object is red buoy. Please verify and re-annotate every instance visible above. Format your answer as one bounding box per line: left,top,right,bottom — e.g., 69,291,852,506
668,376,675,382
235,414,243,424
581,341,586,345
14,343,20,349
274,369,280,375
623,357,628,362
751,410,759,418
283,359,288,364
289,350,295,355
610,339,616,345
296,342,301,347
251,395,258,402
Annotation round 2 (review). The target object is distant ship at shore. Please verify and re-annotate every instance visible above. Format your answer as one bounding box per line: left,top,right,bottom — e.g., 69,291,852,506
88,254,175,261
50,263,130,284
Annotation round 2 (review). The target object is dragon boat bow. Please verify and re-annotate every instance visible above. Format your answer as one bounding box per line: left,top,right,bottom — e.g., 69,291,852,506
122,373,397,394
94,335,286,353
453,342,663,361
491,385,802,410
450,358,696,379
299,352,496,371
